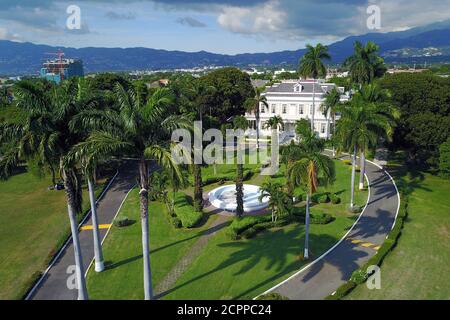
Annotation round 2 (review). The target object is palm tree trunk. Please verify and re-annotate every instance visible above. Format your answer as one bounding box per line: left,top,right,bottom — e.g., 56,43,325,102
350,145,357,209
359,151,366,190
88,178,104,272
270,128,279,175
332,113,336,157
304,193,310,259
256,106,260,150
311,78,316,133
139,159,153,300
63,169,88,300
193,164,203,211
235,163,244,218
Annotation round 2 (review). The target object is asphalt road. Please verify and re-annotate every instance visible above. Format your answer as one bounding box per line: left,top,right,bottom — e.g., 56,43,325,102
269,155,399,300
27,162,138,300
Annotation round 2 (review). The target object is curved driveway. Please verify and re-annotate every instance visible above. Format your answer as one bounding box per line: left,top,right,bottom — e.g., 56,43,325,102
261,155,400,300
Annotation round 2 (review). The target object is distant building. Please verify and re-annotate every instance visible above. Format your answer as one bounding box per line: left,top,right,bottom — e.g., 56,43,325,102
245,79,349,139
251,79,270,88
386,68,427,74
40,51,84,83
326,68,349,79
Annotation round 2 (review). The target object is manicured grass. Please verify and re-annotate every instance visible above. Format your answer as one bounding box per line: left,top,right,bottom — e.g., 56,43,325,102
163,216,354,300
85,158,367,299
346,164,450,300
86,189,215,299
0,170,106,299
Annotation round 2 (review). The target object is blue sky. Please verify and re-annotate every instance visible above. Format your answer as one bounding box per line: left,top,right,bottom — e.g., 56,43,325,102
0,0,449,54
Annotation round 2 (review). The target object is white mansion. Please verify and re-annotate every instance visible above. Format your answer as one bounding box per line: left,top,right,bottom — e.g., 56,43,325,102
245,79,349,140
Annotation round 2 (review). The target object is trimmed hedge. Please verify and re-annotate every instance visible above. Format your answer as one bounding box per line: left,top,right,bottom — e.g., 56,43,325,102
172,192,204,228
256,293,289,300
202,170,255,186
325,191,409,300
114,216,135,228
330,193,341,204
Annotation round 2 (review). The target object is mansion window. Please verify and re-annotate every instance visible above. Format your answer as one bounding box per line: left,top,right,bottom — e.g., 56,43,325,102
298,104,304,114
271,104,276,113
282,104,287,114
321,123,326,134
260,104,265,113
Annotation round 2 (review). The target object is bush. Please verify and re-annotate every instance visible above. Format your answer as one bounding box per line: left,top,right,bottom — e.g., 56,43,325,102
172,192,204,228
348,205,362,213
330,193,341,204
256,293,289,300
350,269,368,285
325,281,357,300
342,159,352,166
317,193,330,204
310,213,334,225
114,216,135,228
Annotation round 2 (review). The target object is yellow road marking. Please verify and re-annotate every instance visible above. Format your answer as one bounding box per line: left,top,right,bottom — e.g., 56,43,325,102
347,237,380,251
80,224,111,231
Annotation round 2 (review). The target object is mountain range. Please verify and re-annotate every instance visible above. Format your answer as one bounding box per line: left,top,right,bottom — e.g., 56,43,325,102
1,20,450,76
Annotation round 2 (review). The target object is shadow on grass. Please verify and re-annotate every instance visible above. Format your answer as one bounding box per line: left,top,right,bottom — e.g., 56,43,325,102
155,227,347,300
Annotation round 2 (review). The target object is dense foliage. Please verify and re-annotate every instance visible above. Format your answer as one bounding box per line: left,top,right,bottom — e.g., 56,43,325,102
379,73,450,167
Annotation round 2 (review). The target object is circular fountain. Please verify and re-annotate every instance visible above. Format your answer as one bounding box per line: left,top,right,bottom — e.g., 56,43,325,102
208,184,269,213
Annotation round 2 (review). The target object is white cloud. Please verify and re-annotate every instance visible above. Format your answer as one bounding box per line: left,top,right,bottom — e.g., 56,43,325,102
0,27,21,41
217,0,286,34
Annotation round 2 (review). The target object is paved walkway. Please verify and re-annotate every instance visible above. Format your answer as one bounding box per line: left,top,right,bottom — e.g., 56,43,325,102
264,154,399,299
27,162,138,300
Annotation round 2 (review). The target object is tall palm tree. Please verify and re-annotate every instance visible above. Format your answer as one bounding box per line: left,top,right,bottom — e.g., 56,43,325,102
0,79,100,299
263,116,284,175
299,44,331,133
344,41,386,86
335,88,397,206
184,81,216,211
71,83,189,300
322,87,341,156
244,87,268,150
354,84,399,189
288,150,335,259
259,181,290,222
233,116,249,218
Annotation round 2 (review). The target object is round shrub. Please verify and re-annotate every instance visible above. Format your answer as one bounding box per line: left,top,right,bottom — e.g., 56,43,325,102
350,269,368,284
114,217,134,228
342,159,352,166
330,193,341,204
349,205,362,213
318,194,330,204
310,213,334,224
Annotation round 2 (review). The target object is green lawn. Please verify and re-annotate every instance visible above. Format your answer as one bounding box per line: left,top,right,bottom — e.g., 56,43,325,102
346,163,450,300
0,170,106,299
86,158,368,299
86,190,216,299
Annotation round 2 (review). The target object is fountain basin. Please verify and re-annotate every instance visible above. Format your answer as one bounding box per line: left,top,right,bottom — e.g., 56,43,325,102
208,184,269,213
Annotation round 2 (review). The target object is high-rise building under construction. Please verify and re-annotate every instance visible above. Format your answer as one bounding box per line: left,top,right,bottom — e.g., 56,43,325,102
40,50,84,83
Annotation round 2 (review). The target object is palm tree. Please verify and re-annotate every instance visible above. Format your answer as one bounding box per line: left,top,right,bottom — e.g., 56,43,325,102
288,150,335,259
244,87,268,150
233,116,249,218
71,83,189,300
259,181,290,222
322,87,342,156
344,41,387,86
354,84,399,189
280,142,303,198
263,116,284,175
299,44,331,133
0,79,100,299
335,87,397,206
